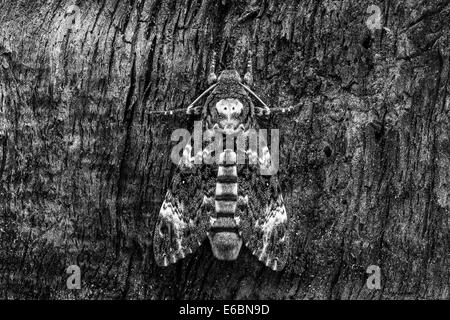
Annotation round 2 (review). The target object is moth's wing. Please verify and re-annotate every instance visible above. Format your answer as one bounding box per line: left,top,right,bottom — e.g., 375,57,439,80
238,164,290,271
153,149,215,267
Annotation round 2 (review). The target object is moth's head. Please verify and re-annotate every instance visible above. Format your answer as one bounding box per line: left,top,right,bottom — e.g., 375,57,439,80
217,69,242,83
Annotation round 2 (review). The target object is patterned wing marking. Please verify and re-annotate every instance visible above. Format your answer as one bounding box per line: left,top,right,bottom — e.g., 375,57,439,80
238,165,290,271
153,144,214,267
253,193,289,271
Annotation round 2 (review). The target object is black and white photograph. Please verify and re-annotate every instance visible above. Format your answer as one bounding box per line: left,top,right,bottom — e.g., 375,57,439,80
0,0,449,309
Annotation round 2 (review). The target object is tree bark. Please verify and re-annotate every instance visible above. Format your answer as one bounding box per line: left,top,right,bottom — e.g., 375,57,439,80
0,0,449,299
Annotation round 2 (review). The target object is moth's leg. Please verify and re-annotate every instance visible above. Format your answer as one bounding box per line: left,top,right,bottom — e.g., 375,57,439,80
186,105,202,115
254,107,270,116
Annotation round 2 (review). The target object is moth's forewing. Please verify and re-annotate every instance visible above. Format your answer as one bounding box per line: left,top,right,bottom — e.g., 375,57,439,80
153,147,214,267
237,129,290,271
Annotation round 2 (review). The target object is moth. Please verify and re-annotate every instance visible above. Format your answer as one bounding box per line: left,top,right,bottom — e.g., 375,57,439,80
150,53,297,271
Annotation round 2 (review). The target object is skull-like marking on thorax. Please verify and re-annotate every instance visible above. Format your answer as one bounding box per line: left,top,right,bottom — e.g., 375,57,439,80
215,99,243,134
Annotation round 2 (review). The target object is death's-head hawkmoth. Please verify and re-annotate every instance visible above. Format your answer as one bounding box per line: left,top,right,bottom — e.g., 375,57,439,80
150,52,298,271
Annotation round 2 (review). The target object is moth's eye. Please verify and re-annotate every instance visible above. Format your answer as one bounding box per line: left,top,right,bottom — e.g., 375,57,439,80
181,180,186,184
265,181,270,187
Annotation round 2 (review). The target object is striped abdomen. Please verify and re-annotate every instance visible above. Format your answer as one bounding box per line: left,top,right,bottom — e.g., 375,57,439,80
207,149,242,260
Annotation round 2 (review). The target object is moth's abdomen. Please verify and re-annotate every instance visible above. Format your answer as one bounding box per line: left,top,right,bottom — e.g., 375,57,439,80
215,166,238,216
214,150,238,218
208,149,242,260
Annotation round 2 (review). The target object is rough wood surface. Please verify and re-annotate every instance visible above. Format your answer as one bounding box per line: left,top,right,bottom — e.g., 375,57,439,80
0,0,449,299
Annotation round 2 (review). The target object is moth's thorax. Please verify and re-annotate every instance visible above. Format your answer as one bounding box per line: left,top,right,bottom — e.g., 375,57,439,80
203,70,253,133
208,149,242,260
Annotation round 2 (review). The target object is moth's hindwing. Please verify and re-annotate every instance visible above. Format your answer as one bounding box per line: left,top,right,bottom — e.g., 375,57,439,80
238,164,290,271
153,146,215,267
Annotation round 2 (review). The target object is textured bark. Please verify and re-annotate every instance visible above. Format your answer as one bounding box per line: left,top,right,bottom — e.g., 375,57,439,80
0,0,449,299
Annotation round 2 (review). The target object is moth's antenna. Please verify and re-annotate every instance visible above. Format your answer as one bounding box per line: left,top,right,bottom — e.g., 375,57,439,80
207,51,217,85
186,83,218,114
244,51,253,86
240,83,270,115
